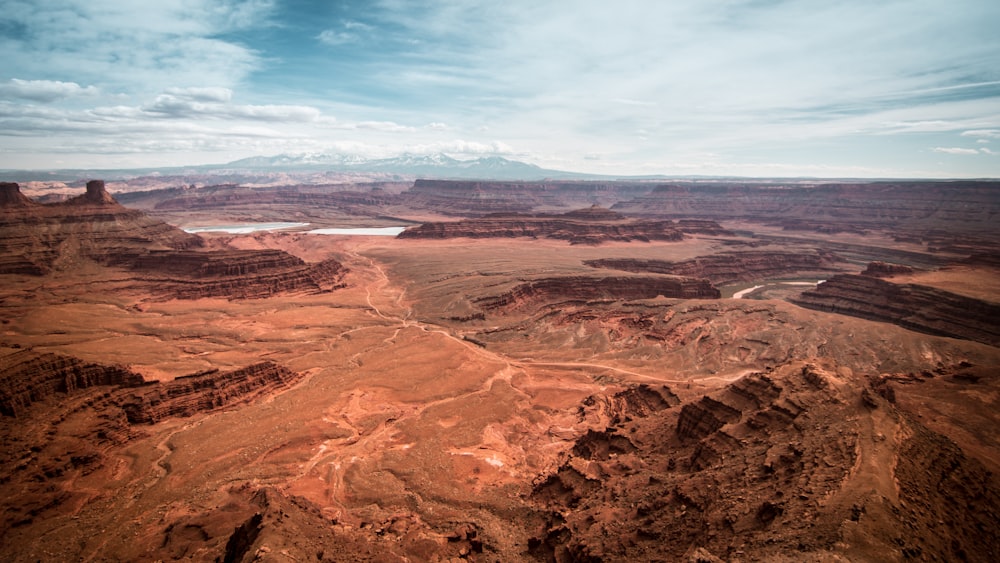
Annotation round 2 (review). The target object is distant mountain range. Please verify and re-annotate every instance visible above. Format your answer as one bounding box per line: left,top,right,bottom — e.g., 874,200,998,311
220,153,584,180
1,153,610,182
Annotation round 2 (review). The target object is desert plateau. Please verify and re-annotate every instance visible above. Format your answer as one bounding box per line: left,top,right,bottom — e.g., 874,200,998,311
0,176,998,562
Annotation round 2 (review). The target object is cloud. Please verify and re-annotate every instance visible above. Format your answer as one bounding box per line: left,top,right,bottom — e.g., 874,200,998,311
0,1,272,95
962,129,1000,139
163,87,233,103
317,19,375,46
933,147,982,155
142,92,330,123
0,79,99,102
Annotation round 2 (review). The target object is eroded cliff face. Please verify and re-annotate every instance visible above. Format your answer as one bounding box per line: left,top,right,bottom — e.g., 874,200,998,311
586,250,846,285
119,362,301,424
402,179,656,215
610,181,1000,234
0,349,145,417
475,275,720,312
791,274,1000,347
0,181,348,299
397,207,733,244
861,261,916,278
115,249,348,300
0,350,303,535
527,361,1000,562
0,181,202,274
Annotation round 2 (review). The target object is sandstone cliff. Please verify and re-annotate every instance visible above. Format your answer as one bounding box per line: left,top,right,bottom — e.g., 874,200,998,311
0,349,145,417
586,250,845,285
610,180,1000,234
861,261,916,277
397,207,719,244
476,275,720,312
402,179,656,215
791,274,1000,347
528,362,1000,561
118,362,302,424
0,181,202,274
0,180,348,299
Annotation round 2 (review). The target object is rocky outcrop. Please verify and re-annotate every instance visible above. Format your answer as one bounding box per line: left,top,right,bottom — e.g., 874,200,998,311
528,361,1000,561
476,275,720,312
153,257,346,300
66,180,117,206
402,179,656,215
791,274,1000,347
118,362,302,424
586,250,845,285
0,180,203,275
611,181,1000,233
107,249,348,300
0,349,145,417
0,182,37,207
144,182,404,218
861,261,915,277
0,179,348,299
398,207,716,244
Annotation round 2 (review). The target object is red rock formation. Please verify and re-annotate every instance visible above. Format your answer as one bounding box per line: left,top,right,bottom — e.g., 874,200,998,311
0,182,37,207
791,274,1000,346
475,275,720,312
0,179,348,299
611,181,1000,234
399,208,698,244
118,362,302,424
146,182,404,217
586,250,845,285
402,179,656,215
528,362,1000,561
143,256,347,300
861,261,915,277
0,180,203,274
0,349,145,417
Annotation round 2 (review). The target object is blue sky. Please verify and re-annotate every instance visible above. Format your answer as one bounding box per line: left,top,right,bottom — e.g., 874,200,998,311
1,0,998,177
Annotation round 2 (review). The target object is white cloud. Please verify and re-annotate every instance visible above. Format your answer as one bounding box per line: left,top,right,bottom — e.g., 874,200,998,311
0,79,99,102
962,129,1000,139
933,147,981,155
317,30,358,46
163,87,233,103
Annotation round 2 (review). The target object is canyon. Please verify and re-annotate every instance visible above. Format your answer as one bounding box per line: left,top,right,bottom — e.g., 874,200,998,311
1,176,998,562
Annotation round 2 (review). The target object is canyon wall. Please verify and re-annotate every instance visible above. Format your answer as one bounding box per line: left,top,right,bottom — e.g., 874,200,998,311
476,275,720,312
791,274,1000,346
586,250,845,285
610,181,1000,234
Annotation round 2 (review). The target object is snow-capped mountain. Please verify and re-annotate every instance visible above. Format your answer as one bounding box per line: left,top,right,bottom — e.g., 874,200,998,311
220,153,571,180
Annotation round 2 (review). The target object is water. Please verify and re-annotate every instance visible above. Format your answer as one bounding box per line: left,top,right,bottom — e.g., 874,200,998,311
732,280,825,299
183,222,310,234
307,227,407,236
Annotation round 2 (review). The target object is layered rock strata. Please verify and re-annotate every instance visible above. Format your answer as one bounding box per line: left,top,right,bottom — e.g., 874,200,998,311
118,362,301,424
475,275,720,312
113,250,348,300
611,181,1000,233
398,207,708,244
528,362,1000,562
0,181,202,274
402,179,656,215
861,261,916,277
586,250,844,285
0,180,348,299
791,274,1000,346
0,349,145,417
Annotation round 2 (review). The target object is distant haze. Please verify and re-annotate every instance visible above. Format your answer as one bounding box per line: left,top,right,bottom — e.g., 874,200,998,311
1,1,998,178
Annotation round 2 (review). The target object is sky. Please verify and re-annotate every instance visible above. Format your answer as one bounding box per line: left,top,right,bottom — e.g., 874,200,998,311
1,0,999,177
